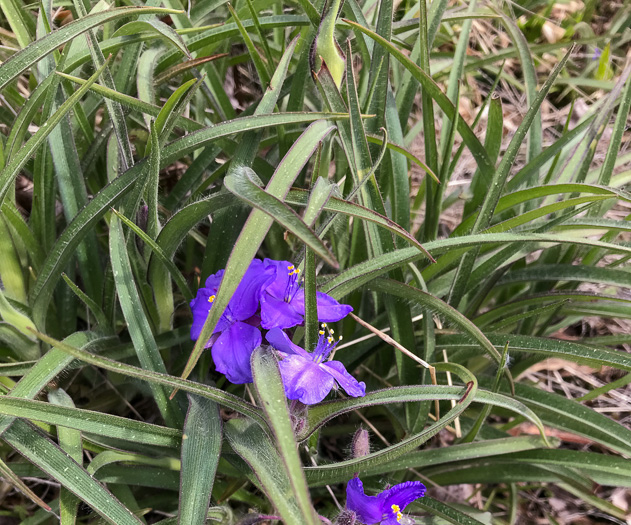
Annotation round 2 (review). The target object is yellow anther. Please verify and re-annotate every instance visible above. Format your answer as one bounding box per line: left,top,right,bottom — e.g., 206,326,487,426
338,335,343,341
327,337,334,344
208,295,216,303
321,323,327,328
287,265,301,276
391,505,403,523
319,330,325,335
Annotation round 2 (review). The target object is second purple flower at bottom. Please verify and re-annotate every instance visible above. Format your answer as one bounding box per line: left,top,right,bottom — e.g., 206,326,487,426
345,476,426,524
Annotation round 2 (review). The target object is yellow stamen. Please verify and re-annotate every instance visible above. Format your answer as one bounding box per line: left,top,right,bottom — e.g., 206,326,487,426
327,337,334,344
287,265,303,276
321,323,327,328
319,330,325,335
391,504,401,513
208,295,216,303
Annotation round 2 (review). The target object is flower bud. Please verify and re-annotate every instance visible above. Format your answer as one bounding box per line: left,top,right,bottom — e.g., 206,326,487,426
351,428,370,459
136,204,148,232
334,509,357,525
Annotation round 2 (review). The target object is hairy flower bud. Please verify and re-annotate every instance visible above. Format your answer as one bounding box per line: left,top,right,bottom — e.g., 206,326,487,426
351,427,370,459
136,204,148,233
334,509,357,525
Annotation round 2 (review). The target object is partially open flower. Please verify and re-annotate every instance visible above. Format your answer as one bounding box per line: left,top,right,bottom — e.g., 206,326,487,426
266,326,365,405
259,259,352,330
190,259,275,384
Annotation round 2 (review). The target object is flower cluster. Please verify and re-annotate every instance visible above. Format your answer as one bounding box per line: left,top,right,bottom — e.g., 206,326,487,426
190,258,365,403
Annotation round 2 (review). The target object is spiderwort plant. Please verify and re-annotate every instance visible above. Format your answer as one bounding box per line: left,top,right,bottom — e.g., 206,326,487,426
6,0,631,521
266,325,366,405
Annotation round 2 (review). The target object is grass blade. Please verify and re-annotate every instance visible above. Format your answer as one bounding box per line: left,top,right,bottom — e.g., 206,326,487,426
31,330,266,427
179,395,222,525
285,189,432,256
343,19,495,181
0,7,183,91
109,216,183,426
4,419,143,525
224,165,338,267
0,396,181,448
303,381,477,485
0,57,109,206
72,0,135,169
225,418,315,523
499,12,542,182
251,347,320,524
48,388,83,525
448,47,574,308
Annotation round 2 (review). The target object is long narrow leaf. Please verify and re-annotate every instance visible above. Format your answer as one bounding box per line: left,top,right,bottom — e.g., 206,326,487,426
0,7,182,90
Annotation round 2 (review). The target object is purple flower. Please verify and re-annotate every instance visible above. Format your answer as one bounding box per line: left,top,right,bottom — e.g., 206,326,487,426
346,477,426,525
190,259,275,384
265,326,366,405
592,47,602,61
259,259,353,330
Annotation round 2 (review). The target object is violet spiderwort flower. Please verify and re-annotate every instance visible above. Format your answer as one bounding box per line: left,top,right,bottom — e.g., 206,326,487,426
266,325,366,405
259,259,353,330
189,259,276,384
345,477,426,525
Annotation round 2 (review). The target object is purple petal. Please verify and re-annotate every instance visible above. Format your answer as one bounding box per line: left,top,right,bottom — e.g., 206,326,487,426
260,293,304,330
228,259,276,321
292,290,353,323
191,262,271,341
261,259,293,300
211,321,261,384
265,328,311,359
345,477,385,524
243,315,261,327
203,269,225,293
190,287,230,341
321,361,366,398
381,481,426,512
190,289,212,341
278,356,335,405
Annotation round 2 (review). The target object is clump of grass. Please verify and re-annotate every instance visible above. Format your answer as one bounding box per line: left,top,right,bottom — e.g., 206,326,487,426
0,0,630,523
